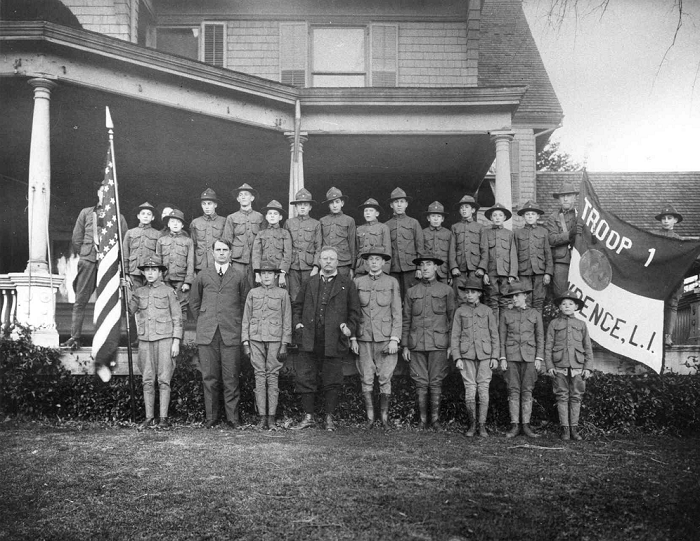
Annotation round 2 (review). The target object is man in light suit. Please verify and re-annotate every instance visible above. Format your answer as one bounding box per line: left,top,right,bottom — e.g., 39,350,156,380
190,239,249,428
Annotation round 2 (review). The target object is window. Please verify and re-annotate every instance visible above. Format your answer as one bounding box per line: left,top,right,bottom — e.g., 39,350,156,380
371,24,398,87
312,27,366,87
155,22,226,67
280,23,307,87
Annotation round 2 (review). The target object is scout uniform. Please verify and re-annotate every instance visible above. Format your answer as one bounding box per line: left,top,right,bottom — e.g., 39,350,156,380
545,182,580,298
386,188,424,299
499,282,544,438
123,202,160,288
242,264,292,430
401,253,455,429
190,188,226,272
422,201,452,281
655,204,685,347
451,275,499,437
223,183,264,285
156,209,194,332
353,248,402,428
355,198,391,275
284,188,322,303
514,200,553,313
449,195,485,292
545,291,594,441
251,200,292,286
478,203,518,322
319,187,356,276
128,256,183,430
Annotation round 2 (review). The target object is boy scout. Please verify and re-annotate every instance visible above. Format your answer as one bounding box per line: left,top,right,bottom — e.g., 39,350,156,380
355,198,391,276
242,264,292,430
655,204,684,347
353,249,402,428
284,188,322,303
499,282,544,439
545,290,593,441
401,253,455,429
123,202,160,288
252,200,292,287
320,187,356,278
223,183,264,286
190,188,226,273
514,200,553,314
422,201,452,283
387,188,424,299
449,195,485,293
545,182,580,298
156,209,194,330
477,203,518,322
127,256,182,430
451,276,499,437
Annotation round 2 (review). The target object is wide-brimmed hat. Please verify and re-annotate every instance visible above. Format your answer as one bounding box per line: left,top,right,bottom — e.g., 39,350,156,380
322,187,349,205
387,187,413,204
517,200,544,216
233,183,259,199
262,200,286,216
412,252,444,266
200,188,219,203
454,195,480,211
255,263,281,274
423,201,448,217
552,182,580,199
163,209,186,225
290,188,317,205
138,255,166,272
502,281,532,297
360,248,392,261
554,290,585,310
358,198,383,213
655,204,683,223
456,275,484,291
484,203,512,221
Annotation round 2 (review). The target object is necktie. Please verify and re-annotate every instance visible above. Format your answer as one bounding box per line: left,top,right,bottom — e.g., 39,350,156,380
218,267,224,277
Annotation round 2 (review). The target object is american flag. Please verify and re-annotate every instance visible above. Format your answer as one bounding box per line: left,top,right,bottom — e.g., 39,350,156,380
92,144,122,382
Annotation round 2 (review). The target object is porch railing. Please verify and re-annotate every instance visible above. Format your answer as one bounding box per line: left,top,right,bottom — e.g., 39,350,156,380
0,275,17,333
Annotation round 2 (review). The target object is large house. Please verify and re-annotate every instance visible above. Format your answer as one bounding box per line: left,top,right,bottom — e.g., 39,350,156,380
0,0,562,346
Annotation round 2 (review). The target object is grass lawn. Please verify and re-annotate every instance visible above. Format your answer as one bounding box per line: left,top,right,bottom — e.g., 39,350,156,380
1,421,698,541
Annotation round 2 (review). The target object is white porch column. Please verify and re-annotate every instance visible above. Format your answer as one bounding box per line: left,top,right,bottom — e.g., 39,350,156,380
11,77,62,347
284,131,308,216
490,131,515,230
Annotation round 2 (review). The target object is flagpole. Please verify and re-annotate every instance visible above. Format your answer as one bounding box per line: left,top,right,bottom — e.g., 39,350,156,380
106,107,137,423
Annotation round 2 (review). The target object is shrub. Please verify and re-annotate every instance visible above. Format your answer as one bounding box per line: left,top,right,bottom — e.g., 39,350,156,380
2,326,700,434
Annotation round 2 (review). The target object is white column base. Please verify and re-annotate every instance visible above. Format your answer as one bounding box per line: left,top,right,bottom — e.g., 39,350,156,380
8,272,64,348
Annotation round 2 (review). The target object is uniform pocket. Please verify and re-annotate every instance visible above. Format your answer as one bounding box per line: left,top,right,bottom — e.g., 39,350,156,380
154,296,170,310
376,289,391,307
431,293,447,314
358,288,371,307
156,316,173,335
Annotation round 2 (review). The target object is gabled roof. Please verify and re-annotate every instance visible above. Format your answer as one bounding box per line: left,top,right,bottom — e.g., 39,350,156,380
479,0,563,127
537,171,700,238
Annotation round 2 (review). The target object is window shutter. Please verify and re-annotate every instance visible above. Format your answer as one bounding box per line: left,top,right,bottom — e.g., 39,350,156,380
371,24,397,87
280,22,307,87
202,23,225,67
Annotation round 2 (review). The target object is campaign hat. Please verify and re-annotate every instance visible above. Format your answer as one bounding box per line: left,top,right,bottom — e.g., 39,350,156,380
163,209,186,225
358,198,384,213
456,275,484,291
262,200,286,216
387,187,413,204
454,195,480,211
484,203,513,222
423,201,448,217
502,281,533,297
322,187,349,205
360,247,392,261
554,290,585,310
654,204,683,223
137,202,156,213
517,200,545,216
200,188,219,203
290,188,317,205
255,263,281,274
138,255,167,272
412,251,444,266
552,182,580,199
233,183,259,199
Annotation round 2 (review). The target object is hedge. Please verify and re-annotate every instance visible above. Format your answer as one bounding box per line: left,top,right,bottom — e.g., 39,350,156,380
2,326,700,435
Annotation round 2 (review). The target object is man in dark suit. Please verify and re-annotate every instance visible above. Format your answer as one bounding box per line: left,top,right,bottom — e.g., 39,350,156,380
292,246,360,431
190,239,249,428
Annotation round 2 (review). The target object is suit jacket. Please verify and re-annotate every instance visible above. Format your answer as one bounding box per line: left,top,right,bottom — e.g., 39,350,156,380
190,266,249,346
292,272,360,357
